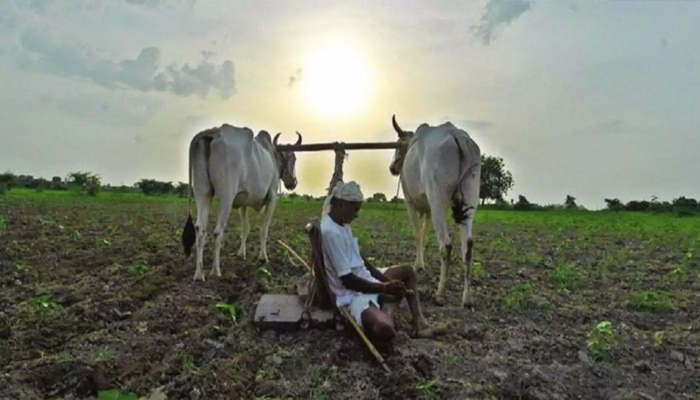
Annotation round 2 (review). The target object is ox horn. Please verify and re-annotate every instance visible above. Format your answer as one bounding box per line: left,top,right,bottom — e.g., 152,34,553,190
273,132,281,146
295,131,302,145
391,114,406,138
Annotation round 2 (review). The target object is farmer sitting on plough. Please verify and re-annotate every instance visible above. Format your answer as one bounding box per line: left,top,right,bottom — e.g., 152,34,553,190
319,180,438,341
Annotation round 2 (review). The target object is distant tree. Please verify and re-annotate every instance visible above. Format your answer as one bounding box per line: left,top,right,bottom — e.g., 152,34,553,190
564,195,577,209
512,195,533,210
50,176,66,190
136,179,174,196
14,174,35,188
371,192,387,202
67,171,101,196
32,177,49,191
0,171,15,192
672,196,698,217
604,198,624,211
479,155,514,204
173,182,189,197
625,200,649,212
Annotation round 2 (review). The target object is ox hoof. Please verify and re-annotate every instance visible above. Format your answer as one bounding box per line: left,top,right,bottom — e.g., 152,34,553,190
237,248,246,259
433,294,446,306
462,290,475,309
193,273,206,282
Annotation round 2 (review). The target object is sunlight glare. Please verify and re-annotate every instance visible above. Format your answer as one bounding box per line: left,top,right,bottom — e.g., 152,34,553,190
301,43,372,118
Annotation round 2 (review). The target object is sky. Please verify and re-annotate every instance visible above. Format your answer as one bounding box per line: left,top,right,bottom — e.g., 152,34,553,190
0,0,698,210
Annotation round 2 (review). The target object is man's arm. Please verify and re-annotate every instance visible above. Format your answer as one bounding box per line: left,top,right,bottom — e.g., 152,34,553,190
363,257,390,283
340,273,385,294
322,230,386,294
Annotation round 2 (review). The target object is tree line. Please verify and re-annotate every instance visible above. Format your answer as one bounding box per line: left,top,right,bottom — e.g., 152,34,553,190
1,155,697,216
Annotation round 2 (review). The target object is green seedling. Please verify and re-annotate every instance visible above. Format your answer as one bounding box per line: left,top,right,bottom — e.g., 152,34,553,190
503,282,533,310
670,267,686,283
552,263,580,290
128,263,149,277
586,320,620,362
416,378,440,400
472,261,486,280
631,290,672,313
27,294,59,313
215,302,242,323
181,354,197,373
97,389,138,400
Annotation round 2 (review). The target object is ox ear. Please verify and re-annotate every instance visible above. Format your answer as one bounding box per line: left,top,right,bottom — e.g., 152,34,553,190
391,114,408,139
273,132,281,146
295,131,302,145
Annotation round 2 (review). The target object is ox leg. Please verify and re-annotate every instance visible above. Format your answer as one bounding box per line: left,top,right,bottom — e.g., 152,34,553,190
405,202,425,270
193,194,211,282
211,192,234,278
459,171,480,308
418,213,432,268
236,207,250,260
459,217,475,308
429,202,452,305
257,195,278,263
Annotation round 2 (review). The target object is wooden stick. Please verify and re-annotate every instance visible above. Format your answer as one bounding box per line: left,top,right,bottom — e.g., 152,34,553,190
277,239,312,274
339,306,392,374
276,141,400,152
277,240,318,308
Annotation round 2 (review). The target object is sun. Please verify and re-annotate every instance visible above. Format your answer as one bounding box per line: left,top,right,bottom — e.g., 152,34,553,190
300,43,372,118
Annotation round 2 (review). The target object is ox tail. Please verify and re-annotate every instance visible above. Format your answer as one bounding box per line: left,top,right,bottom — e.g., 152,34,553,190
450,131,480,226
181,129,216,257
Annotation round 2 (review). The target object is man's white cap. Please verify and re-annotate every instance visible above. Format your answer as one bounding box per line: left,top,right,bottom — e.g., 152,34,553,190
322,180,364,217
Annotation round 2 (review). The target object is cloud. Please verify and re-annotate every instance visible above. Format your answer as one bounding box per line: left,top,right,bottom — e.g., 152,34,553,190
15,28,236,99
470,0,533,45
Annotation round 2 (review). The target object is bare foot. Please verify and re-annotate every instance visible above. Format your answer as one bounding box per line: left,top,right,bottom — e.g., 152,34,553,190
412,327,437,338
411,320,448,338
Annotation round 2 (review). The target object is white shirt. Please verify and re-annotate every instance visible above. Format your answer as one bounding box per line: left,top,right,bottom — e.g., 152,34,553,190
320,214,381,307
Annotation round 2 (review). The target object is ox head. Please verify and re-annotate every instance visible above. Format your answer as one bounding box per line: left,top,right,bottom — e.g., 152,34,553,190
272,131,303,190
389,114,415,176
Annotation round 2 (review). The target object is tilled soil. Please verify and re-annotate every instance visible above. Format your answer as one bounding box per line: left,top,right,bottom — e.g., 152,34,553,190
0,196,698,399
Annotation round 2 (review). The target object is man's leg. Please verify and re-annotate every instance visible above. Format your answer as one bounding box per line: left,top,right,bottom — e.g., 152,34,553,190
382,265,435,338
351,294,395,341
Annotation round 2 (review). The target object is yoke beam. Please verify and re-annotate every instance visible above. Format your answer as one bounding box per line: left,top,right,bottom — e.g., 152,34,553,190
276,141,400,152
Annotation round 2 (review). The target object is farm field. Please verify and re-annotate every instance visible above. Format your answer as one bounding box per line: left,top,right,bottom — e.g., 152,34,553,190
1,189,699,400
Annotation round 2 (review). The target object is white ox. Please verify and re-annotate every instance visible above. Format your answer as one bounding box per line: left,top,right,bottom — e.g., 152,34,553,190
388,115,481,307
181,123,302,281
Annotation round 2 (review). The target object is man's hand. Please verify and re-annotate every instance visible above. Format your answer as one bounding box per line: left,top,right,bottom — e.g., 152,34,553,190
382,280,407,297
